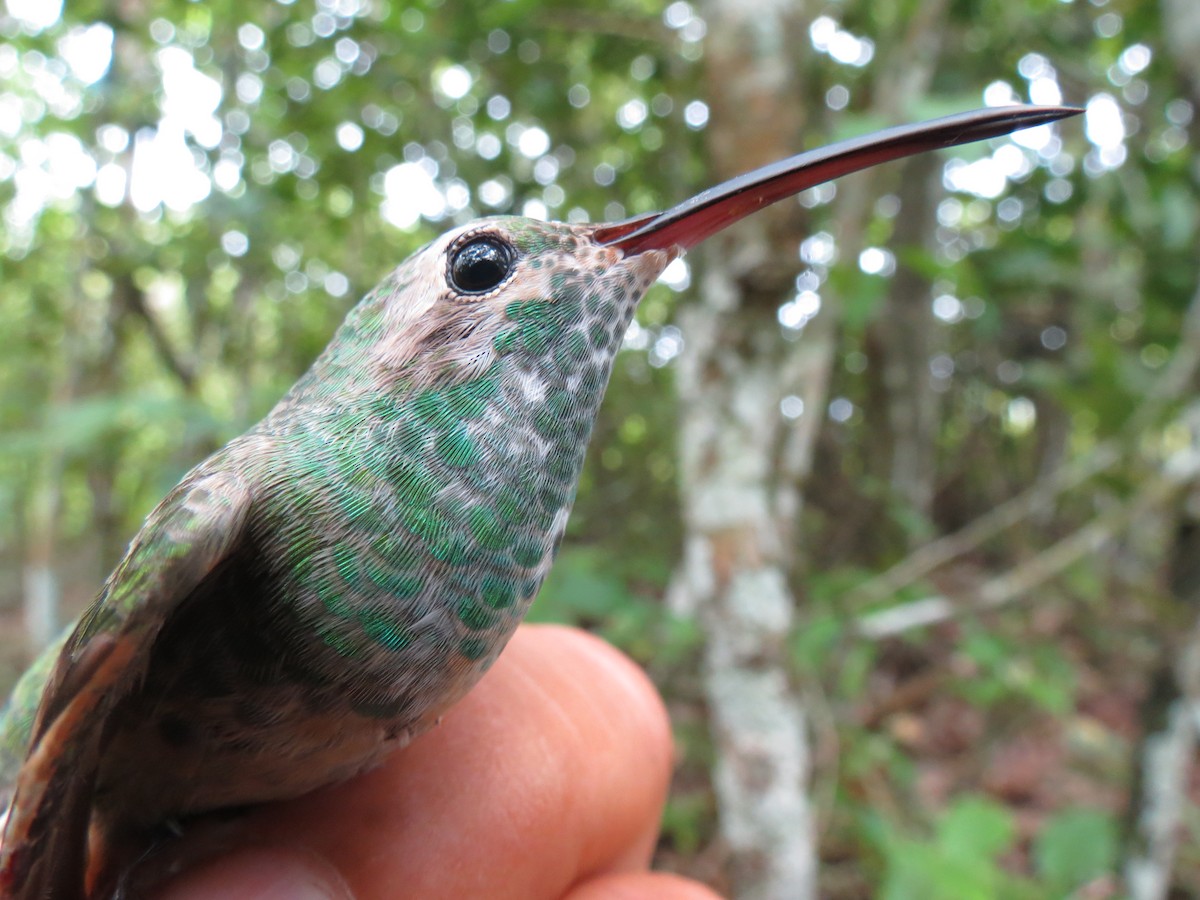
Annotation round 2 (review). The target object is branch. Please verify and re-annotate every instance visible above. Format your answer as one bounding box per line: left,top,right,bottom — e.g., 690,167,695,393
850,442,1122,606
112,272,198,392
851,273,1200,607
856,438,1200,639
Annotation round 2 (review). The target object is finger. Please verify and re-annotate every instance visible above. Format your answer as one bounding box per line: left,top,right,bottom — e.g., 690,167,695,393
565,871,725,900
156,625,681,899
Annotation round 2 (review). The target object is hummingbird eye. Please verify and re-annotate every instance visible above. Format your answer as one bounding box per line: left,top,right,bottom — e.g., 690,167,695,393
447,235,516,295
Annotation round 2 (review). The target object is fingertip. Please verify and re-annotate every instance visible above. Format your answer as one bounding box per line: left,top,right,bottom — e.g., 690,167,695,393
565,871,725,900
505,625,675,869
515,625,674,779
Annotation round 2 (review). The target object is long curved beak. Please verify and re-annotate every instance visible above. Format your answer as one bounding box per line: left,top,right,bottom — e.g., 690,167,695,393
594,105,1081,254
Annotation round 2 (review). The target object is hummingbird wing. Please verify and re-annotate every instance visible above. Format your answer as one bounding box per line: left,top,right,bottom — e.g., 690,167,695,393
0,467,253,899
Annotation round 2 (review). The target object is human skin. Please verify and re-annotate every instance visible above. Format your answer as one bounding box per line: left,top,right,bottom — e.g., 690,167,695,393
152,625,720,900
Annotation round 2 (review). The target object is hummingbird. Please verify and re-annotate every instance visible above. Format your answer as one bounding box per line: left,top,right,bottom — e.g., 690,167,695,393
0,104,1078,898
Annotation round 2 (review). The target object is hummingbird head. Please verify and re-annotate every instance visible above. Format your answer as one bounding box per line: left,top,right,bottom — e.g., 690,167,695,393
360,216,675,392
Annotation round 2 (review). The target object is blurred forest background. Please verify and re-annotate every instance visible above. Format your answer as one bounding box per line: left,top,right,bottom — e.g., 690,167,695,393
1,0,1197,897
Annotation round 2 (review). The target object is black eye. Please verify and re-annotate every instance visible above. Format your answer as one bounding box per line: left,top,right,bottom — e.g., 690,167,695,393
448,235,516,294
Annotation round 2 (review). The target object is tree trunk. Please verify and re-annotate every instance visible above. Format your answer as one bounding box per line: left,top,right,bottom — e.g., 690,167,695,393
22,468,62,653
877,152,940,533
674,3,815,896
1123,402,1200,899
675,3,954,894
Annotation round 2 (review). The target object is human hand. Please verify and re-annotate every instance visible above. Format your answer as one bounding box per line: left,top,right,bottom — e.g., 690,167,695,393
153,625,719,899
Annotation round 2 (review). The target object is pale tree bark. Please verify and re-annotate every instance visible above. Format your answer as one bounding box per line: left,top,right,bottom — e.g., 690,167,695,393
672,5,814,897
1126,666,1197,900
671,2,949,896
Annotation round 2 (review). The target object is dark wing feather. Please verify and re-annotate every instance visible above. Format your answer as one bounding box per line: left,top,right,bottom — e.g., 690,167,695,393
0,469,252,899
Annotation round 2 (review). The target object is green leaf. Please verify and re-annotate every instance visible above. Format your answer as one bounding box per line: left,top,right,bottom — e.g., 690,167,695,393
528,547,627,622
936,796,1016,860
1033,808,1117,890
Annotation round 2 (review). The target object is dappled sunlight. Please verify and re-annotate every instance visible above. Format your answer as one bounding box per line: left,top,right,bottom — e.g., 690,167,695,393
658,257,691,292
778,290,821,332
131,123,211,213
809,16,875,68
58,23,112,85
381,160,445,229
1084,93,1128,172
5,0,61,32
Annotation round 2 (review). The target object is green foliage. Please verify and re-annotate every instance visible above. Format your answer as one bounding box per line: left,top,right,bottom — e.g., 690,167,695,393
877,798,1118,900
530,545,700,666
1033,808,1118,892
833,266,889,332
790,609,845,673
530,546,630,622
661,789,714,856
956,627,1076,715
878,797,1027,900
